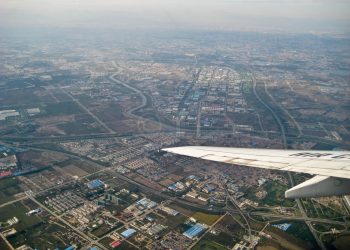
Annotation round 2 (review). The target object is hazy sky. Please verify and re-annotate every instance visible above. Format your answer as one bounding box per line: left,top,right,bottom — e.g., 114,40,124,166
1,0,350,34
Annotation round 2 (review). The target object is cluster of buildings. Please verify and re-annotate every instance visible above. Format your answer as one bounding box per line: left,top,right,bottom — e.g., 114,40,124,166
157,206,179,217
59,135,179,183
233,235,261,250
44,192,86,213
148,66,255,131
160,231,192,249
1,217,19,227
0,108,40,122
67,202,100,228
0,153,18,178
119,197,158,222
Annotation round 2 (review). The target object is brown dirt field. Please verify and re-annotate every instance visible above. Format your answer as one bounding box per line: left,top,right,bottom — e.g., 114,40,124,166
19,151,69,166
127,173,163,190
62,164,88,177
36,125,66,135
35,114,76,125
159,178,174,187
167,174,183,182
256,246,279,250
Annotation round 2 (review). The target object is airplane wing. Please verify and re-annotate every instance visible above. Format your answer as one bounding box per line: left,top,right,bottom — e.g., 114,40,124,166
163,146,350,198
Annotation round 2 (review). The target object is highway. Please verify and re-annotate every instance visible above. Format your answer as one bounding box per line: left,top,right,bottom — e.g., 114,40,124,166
250,211,348,226
250,72,326,250
0,129,342,148
263,81,303,138
109,73,147,119
60,87,115,134
109,62,175,132
0,144,347,249
187,212,227,250
196,101,202,138
0,71,343,249
251,72,287,148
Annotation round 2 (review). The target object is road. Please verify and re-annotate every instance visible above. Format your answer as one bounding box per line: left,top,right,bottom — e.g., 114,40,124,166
109,73,147,119
221,172,253,245
109,63,176,132
250,211,348,226
263,81,303,137
0,144,346,249
29,196,108,250
0,233,14,250
250,72,326,250
0,128,342,147
196,101,202,138
109,73,175,131
251,73,287,148
60,87,115,134
21,146,222,213
187,212,227,249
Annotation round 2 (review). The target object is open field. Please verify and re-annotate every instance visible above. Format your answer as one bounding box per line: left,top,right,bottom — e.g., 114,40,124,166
61,164,88,177
262,181,294,207
0,239,12,250
8,222,70,249
0,201,42,233
192,212,221,226
0,178,23,204
43,101,84,116
160,214,187,230
264,223,315,250
330,234,350,250
192,239,227,250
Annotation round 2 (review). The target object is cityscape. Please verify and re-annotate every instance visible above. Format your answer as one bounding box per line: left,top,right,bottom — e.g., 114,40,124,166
0,1,350,250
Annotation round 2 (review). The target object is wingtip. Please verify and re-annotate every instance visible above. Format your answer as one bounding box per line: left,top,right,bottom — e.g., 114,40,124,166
161,147,172,152
162,146,183,153
162,146,194,154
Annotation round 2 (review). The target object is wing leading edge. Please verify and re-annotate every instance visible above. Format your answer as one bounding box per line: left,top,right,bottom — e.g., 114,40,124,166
163,146,350,198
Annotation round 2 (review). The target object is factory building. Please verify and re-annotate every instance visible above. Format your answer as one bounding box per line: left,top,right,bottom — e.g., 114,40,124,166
87,179,105,189
121,228,137,238
183,223,207,239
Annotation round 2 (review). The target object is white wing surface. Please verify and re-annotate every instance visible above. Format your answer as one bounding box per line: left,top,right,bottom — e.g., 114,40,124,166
163,146,350,179
163,146,350,198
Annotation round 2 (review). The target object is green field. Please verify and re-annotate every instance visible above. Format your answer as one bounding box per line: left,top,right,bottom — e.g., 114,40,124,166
302,199,345,219
91,222,123,238
285,221,318,244
192,239,228,250
8,222,69,249
262,181,294,207
0,178,23,204
2,201,73,249
192,212,221,226
0,201,42,233
204,232,236,249
161,214,187,230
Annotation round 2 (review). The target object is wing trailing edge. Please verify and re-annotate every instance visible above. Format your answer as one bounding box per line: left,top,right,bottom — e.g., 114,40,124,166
163,146,350,198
